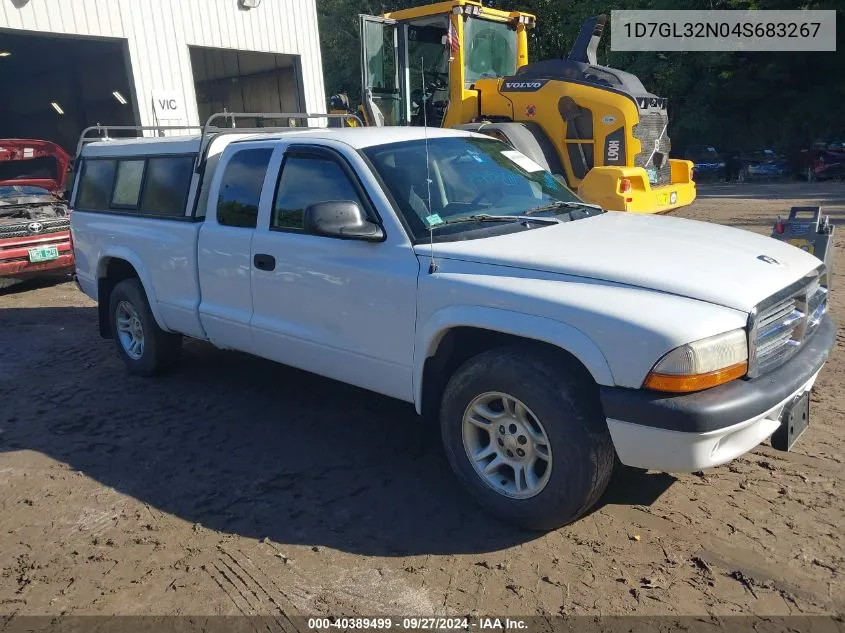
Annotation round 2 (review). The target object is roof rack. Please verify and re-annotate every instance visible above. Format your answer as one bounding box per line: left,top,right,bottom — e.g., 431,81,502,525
75,124,203,159
198,111,362,155
192,112,364,174
74,111,364,160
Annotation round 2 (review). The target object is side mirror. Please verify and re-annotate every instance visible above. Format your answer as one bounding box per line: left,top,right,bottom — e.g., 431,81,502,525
303,200,384,241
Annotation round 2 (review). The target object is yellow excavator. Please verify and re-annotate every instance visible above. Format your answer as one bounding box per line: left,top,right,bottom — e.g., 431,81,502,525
332,0,695,213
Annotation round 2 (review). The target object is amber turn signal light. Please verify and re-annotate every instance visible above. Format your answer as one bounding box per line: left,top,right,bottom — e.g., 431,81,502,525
643,361,748,393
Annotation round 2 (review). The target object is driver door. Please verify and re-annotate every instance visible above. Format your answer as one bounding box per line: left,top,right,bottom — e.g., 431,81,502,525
360,14,410,126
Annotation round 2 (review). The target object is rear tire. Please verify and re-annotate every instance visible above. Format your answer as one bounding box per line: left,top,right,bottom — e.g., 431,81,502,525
108,278,181,376
440,346,614,531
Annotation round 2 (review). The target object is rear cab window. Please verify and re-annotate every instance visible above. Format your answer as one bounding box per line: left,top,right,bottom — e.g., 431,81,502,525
74,153,196,218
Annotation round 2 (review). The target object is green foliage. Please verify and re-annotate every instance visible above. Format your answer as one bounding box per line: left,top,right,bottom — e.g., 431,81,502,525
318,0,845,151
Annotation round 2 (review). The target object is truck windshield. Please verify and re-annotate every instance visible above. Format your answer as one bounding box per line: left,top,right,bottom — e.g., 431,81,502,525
0,185,54,200
464,18,518,84
364,136,591,240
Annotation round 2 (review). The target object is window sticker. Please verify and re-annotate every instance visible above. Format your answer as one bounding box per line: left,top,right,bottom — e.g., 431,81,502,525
425,213,444,227
501,150,544,173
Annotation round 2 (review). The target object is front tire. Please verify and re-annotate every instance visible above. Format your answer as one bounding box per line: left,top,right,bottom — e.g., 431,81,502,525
108,278,181,376
440,346,614,531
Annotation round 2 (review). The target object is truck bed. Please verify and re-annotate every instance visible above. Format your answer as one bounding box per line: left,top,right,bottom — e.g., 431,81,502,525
72,211,207,339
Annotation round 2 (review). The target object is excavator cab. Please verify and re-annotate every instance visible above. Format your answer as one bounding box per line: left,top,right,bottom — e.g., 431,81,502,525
352,0,696,214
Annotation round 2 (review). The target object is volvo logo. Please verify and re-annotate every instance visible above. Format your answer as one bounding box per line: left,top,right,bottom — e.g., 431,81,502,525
500,80,548,92
27,222,43,234
504,82,542,89
757,254,780,265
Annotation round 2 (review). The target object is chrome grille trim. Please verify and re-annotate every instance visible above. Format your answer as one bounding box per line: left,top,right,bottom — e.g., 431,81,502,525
0,217,70,239
807,286,828,333
757,300,798,331
757,307,804,345
747,265,827,378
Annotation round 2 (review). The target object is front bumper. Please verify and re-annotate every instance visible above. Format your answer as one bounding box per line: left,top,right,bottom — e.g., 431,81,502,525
600,315,835,472
0,252,74,279
0,233,73,280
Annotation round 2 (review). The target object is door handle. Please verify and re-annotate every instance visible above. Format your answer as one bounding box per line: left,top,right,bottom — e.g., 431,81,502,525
253,253,276,271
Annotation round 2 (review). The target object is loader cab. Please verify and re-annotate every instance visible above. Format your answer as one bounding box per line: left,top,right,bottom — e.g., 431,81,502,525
359,12,453,129
359,1,532,129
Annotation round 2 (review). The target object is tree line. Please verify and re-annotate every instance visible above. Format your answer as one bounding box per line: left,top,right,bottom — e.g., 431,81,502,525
317,0,844,153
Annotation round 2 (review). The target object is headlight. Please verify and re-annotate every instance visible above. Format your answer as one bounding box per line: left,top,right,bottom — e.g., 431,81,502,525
644,329,748,393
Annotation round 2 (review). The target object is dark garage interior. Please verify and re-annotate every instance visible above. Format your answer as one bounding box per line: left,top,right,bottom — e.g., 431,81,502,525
0,30,138,154
190,46,303,127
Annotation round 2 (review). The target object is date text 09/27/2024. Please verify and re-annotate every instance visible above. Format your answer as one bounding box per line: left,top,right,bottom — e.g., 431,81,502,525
307,618,529,630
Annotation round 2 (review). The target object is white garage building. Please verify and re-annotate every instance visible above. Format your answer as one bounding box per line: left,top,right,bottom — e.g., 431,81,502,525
0,0,326,152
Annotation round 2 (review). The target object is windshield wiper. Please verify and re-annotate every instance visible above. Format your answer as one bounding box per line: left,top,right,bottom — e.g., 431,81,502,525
525,200,603,215
431,213,561,229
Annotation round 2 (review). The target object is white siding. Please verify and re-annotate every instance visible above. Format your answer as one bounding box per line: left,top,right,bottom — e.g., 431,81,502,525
0,0,326,127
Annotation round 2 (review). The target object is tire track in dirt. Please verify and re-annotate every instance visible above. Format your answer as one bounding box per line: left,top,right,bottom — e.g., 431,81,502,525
216,545,301,631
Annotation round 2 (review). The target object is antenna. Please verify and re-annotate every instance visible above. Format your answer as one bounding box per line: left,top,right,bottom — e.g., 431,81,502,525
422,57,438,274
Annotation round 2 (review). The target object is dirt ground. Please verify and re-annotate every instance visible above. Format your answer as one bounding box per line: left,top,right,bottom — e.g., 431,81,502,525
1,181,843,619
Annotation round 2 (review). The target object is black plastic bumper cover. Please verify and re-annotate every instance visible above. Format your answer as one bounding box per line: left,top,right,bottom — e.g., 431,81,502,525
600,315,836,433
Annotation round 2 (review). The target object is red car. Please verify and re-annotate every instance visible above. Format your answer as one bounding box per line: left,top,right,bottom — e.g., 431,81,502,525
0,139,74,290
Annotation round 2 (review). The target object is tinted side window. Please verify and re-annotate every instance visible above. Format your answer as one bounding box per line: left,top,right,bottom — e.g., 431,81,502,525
76,159,116,210
140,156,194,217
111,160,145,207
272,155,363,230
216,148,273,228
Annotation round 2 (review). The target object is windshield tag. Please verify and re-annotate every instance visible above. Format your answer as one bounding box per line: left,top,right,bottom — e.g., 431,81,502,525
425,213,444,227
501,150,544,173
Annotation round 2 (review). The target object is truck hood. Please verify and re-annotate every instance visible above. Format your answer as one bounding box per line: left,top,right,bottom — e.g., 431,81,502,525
417,212,823,312
0,139,71,194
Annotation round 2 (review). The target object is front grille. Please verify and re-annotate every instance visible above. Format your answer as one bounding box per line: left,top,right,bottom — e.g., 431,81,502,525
0,217,70,239
749,270,828,377
806,283,828,336
632,110,672,186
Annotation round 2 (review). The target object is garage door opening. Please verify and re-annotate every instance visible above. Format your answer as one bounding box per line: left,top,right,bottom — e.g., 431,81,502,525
190,47,304,128
0,30,138,155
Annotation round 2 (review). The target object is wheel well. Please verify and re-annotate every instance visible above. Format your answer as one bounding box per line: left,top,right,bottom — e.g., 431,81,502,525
97,258,139,338
420,327,595,422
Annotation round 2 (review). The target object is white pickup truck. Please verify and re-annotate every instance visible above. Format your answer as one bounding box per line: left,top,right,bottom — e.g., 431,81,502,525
70,123,834,530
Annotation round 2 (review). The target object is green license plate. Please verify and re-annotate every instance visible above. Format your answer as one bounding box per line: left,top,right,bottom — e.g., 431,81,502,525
28,245,59,263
